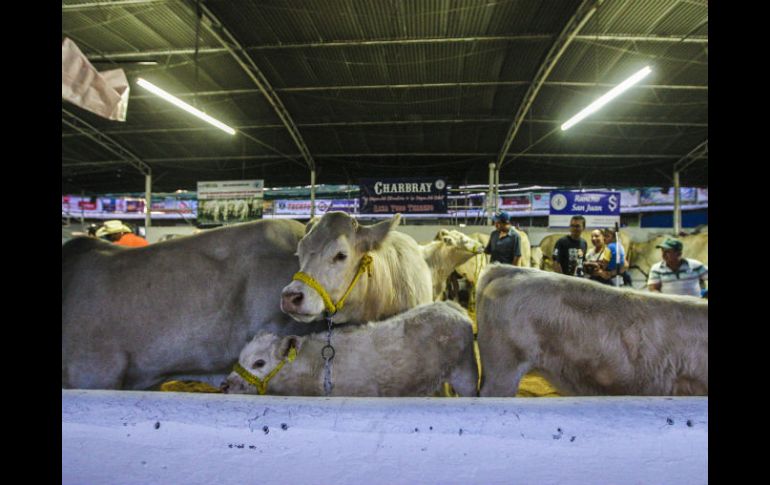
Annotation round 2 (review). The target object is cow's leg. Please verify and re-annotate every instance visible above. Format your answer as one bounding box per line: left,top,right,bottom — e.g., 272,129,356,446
479,353,531,397
65,351,129,390
449,364,479,397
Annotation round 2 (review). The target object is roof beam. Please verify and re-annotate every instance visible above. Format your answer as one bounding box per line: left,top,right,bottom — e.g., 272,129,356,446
497,0,604,169
62,118,706,137
126,81,705,100
673,139,708,172
61,108,151,176
194,1,315,171
69,152,685,166
62,0,170,11
83,34,707,61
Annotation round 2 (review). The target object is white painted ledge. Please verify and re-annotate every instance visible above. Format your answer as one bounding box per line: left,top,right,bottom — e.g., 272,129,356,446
62,390,707,485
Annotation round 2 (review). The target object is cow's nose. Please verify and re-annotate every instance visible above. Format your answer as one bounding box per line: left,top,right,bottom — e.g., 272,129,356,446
281,291,304,312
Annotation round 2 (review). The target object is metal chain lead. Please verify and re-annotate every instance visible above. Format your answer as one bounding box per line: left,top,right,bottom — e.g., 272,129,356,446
321,312,335,396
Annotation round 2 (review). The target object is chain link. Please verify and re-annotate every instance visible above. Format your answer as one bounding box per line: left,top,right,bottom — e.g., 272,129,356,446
322,312,335,396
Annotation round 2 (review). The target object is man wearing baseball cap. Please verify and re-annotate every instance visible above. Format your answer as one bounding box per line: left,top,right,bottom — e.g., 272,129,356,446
484,211,521,265
647,237,707,297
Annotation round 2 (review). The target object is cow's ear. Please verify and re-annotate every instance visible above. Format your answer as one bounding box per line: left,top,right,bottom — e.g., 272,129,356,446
305,217,320,235
356,214,400,252
277,336,301,360
435,228,449,241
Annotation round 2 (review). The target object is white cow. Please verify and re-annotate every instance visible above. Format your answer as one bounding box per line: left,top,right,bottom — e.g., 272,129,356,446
421,229,485,300
280,212,433,324
62,219,327,390
476,264,708,396
223,301,478,397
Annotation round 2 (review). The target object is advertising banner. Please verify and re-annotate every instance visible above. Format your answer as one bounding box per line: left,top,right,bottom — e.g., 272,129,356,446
548,190,621,228
640,187,697,205
500,194,531,211
197,180,264,224
272,199,359,216
531,192,551,210
619,189,640,208
359,177,447,214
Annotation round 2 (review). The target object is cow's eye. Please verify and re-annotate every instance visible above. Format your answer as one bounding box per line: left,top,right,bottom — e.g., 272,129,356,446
252,360,266,369
334,252,347,262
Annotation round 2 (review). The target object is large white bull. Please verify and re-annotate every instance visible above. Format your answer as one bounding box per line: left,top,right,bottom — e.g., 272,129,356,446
476,264,708,396
62,219,324,390
280,212,433,324
223,301,478,397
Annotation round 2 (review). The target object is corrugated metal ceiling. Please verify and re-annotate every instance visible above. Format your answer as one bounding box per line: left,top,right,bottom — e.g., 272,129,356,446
62,0,707,193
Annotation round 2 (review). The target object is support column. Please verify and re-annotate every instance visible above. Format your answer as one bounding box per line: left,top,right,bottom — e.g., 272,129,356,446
310,169,316,219
673,171,681,235
145,173,152,231
487,162,495,225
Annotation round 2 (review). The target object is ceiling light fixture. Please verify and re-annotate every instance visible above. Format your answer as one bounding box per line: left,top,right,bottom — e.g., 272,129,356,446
136,78,236,135
561,66,652,131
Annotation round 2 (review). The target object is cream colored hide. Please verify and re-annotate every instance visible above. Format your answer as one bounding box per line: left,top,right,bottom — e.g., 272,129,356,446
476,264,708,397
628,232,708,278
455,229,531,286
421,229,485,300
280,212,433,324
538,230,631,271
224,301,478,397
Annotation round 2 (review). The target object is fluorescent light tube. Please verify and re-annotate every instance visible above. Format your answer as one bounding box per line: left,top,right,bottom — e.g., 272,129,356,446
136,78,236,135
561,66,652,131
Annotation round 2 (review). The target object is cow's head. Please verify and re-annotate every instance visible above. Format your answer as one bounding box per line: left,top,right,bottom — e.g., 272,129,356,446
435,229,485,255
220,333,302,394
280,211,400,323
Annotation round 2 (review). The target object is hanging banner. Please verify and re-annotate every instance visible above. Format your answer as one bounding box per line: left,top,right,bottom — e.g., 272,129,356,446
531,192,551,210
359,177,447,214
500,194,532,211
273,199,359,216
548,190,621,228
640,187,697,205
197,180,264,224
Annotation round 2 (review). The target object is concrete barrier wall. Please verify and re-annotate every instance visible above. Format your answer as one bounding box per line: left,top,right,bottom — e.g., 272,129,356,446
62,390,707,485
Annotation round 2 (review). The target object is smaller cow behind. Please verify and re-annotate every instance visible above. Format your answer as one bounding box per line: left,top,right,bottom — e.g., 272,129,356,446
476,264,707,397
421,229,485,300
222,301,478,397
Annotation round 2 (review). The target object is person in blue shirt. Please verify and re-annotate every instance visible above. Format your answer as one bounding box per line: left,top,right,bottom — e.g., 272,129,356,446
602,228,629,286
484,211,521,265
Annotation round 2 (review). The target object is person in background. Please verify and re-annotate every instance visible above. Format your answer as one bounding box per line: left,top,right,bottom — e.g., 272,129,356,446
647,238,707,297
485,211,521,266
583,229,612,284
602,228,629,286
86,223,100,238
96,220,149,247
553,216,587,277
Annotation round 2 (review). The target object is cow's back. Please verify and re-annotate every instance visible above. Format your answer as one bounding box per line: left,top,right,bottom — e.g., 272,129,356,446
477,264,708,396
62,219,307,390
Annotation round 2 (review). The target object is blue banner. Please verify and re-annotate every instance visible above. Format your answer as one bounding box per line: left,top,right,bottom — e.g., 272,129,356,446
548,190,621,228
359,177,448,214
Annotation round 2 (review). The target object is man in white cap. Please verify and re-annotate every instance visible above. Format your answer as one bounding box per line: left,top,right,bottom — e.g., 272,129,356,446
647,237,707,297
95,220,148,247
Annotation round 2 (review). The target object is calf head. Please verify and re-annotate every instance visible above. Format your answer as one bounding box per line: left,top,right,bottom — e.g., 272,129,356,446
436,229,485,255
281,211,400,323
221,333,301,394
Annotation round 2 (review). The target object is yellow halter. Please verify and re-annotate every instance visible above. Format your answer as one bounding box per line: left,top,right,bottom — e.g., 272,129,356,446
292,253,374,315
232,346,297,395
